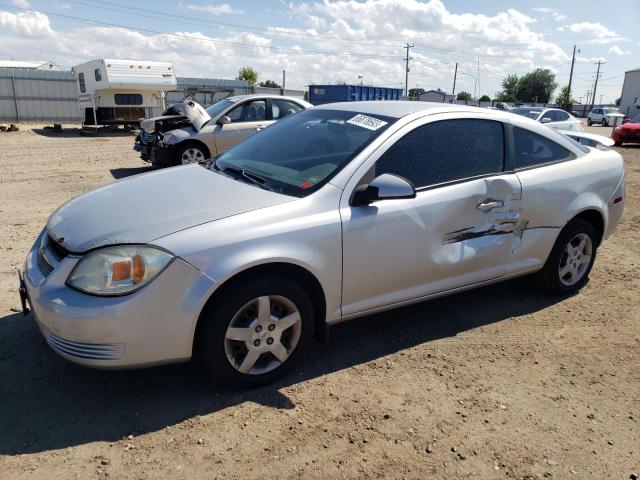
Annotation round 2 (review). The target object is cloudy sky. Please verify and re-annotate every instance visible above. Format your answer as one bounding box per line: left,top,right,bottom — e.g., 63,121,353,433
1,0,638,103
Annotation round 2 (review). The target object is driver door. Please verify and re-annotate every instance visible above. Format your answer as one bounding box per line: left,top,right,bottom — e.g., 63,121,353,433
213,99,272,153
340,117,522,316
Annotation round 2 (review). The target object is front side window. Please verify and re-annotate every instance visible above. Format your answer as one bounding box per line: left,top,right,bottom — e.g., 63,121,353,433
94,68,102,81
272,99,304,119
78,72,86,93
114,94,143,105
513,127,576,169
375,119,504,188
215,109,394,197
227,100,267,123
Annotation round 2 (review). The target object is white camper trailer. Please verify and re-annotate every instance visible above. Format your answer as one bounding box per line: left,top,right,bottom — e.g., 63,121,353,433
72,59,177,127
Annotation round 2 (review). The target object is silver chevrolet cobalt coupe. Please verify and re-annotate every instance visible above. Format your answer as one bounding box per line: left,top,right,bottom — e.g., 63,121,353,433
21,102,625,387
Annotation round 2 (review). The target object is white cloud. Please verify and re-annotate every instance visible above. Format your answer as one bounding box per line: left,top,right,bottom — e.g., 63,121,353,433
0,1,615,98
568,22,622,44
608,45,630,56
531,7,566,22
56,3,71,10
184,3,243,15
11,0,30,7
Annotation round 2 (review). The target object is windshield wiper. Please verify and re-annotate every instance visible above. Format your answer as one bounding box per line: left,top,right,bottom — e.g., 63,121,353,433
222,165,273,191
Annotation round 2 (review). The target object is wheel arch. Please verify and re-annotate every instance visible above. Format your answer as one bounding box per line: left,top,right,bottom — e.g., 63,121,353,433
192,262,328,354
571,208,605,246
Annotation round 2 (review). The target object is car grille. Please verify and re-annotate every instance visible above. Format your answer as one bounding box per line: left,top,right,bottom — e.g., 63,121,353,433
45,331,125,361
37,233,68,277
140,129,155,144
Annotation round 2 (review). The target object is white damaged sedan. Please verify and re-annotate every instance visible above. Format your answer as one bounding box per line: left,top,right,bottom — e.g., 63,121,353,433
21,102,625,387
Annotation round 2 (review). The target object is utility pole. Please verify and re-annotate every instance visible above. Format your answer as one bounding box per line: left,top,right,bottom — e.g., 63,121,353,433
282,69,286,95
567,45,578,109
585,90,592,109
599,94,604,105
404,42,414,98
477,56,480,105
452,62,458,96
590,60,605,111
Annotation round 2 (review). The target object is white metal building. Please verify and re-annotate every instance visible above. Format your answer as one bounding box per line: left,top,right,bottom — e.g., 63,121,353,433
418,89,455,103
0,60,64,71
619,67,640,118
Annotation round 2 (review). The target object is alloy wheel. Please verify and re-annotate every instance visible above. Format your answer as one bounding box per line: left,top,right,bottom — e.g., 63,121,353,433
224,295,302,375
181,148,205,164
558,233,593,287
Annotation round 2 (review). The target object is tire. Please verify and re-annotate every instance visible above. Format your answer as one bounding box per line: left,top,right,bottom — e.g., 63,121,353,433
602,118,608,127
197,277,315,388
173,142,209,166
533,218,598,296
587,118,592,126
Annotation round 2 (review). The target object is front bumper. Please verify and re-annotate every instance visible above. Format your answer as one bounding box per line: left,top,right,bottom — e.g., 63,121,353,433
612,130,640,144
22,230,216,369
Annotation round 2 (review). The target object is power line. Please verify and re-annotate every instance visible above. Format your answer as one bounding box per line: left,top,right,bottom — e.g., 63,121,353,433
0,3,404,60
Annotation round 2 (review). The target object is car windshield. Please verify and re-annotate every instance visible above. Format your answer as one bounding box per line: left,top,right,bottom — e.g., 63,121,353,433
214,109,395,197
510,108,543,120
204,97,237,118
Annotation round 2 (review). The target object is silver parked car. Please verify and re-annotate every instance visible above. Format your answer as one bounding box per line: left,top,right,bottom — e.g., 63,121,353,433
510,107,584,132
134,94,312,166
586,107,625,127
21,102,625,387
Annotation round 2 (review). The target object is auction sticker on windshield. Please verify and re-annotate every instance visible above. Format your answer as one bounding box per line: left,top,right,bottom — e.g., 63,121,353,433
347,114,388,131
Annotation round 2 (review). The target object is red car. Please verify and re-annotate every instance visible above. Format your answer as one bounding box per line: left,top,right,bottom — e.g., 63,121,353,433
613,112,640,146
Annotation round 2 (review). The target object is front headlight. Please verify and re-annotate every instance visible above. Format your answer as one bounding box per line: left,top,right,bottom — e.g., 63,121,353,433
67,245,173,296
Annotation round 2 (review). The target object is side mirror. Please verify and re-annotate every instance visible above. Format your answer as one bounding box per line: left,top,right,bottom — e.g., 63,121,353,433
351,173,416,206
217,116,231,125
540,117,552,124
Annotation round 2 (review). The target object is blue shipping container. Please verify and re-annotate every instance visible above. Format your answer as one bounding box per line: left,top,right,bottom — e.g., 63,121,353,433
308,84,403,105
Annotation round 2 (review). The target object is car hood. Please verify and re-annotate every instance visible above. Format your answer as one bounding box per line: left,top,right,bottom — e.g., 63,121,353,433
47,166,294,253
140,114,185,132
172,99,211,131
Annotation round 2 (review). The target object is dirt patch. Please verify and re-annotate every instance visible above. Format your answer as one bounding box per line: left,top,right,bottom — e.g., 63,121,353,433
1,125,638,479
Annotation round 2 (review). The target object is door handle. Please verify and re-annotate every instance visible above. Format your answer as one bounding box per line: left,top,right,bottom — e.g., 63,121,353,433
477,199,504,212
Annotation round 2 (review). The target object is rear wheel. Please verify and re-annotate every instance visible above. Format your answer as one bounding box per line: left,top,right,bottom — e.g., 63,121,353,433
197,277,315,388
587,118,592,126
602,118,608,127
533,219,597,296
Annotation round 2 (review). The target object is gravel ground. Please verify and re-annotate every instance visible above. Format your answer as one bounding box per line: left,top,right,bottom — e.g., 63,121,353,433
0,124,638,480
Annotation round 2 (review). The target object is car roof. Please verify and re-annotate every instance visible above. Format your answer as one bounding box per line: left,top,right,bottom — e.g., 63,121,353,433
314,101,497,119
226,94,307,102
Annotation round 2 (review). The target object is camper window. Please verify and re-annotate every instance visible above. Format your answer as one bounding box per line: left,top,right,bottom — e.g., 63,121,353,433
114,94,143,105
94,69,102,81
78,73,86,93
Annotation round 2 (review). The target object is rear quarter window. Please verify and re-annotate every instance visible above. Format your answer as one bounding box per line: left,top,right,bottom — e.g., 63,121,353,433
513,127,576,169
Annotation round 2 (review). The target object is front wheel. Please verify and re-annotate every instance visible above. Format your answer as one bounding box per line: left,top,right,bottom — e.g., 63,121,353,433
533,219,597,296
587,118,592,126
602,118,608,127
173,142,208,166
197,277,315,388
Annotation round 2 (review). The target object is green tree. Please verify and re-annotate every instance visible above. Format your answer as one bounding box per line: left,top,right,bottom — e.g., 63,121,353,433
495,91,516,103
456,91,472,101
259,79,281,88
517,68,557,103
555,85,575,109
501,74,520,100
408,87,425,97
479,95,491,102
236,66,258,85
